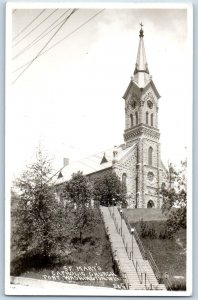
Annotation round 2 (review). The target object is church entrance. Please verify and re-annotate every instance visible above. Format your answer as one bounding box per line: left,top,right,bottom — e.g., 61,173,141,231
147,200,155,208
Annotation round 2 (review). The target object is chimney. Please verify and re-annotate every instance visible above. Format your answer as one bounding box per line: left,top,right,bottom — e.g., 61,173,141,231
63,158,69,167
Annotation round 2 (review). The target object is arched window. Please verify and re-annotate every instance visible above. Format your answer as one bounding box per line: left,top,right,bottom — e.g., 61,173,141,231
146,112,149,125
147,200,155,208
122,173,127,192
130,114,133,127
135,111,138,125
148,146,153,166
151,113,153,126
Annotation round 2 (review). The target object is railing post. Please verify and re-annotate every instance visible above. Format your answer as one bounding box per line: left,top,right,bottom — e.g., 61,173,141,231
120,209,123,237
141,272,143,284
145,272,146,286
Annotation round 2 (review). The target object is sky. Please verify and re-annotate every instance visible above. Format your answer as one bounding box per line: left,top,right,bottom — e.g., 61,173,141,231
6,4,192,178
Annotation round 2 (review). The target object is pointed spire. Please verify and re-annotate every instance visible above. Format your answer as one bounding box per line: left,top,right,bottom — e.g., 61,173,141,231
133,23,151,88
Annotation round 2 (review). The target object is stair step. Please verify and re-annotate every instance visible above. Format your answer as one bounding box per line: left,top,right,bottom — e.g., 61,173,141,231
100,207,165,291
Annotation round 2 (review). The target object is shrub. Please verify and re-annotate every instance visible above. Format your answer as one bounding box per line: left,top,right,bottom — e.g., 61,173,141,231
140,219,157,239
140,219,147,238
147,227,157,239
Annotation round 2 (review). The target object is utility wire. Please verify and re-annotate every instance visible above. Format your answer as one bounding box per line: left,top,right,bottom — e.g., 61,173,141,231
12,9,105,75
40,9,105,60
12,9,77,85
13,9,58,48
13,9,46,42
12,9,70,61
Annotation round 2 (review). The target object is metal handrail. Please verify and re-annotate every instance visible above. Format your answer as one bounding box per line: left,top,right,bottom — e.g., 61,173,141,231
117,207,165,289
122,210,172,290
132,257,143,284
144,271,153,290
134,230,147,259
110,206,147,285
123,214,148,260
107,205,168,290
134,229,172,290
147,250,161,280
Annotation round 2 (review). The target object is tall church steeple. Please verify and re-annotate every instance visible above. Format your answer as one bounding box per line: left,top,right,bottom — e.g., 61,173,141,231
123,24,160,146
122,25,163,209
133,23,150,88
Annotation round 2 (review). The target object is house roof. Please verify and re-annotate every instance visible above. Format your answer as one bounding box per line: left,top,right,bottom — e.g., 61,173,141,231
55,144,135,185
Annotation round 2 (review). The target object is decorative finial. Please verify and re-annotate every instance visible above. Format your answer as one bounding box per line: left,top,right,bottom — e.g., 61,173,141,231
139,22,144,37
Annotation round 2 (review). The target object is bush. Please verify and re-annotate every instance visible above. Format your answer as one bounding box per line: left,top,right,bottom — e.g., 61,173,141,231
147,227,157,239
140,219,147,238
140,219,157,239
170,281,186,291
159,227,174,239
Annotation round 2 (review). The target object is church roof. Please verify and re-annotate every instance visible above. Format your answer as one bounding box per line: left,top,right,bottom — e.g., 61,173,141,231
55,144,134,185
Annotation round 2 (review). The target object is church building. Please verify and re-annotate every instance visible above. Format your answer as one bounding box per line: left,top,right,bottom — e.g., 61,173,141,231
55,25,167,209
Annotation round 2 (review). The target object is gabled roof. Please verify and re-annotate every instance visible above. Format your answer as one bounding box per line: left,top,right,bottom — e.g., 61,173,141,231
143,80,161,99
55,144,135,185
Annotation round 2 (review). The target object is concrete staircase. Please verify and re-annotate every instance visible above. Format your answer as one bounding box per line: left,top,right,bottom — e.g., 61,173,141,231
100,206,166,290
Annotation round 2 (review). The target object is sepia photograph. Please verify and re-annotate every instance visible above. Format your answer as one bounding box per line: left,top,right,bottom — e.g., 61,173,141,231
5,2,193,296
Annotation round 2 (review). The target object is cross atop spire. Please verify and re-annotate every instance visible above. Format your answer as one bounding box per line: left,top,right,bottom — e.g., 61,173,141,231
139,22,144,37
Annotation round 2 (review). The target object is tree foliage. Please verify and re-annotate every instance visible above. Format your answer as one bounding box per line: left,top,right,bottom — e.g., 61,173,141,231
93,172,126,207
62,171,96,243
161,159,187,237
12,148,68,259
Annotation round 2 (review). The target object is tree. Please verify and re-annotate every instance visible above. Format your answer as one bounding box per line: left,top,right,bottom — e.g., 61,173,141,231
62,171,95,243
93,172,126,207
12,148,68,260
161,159,187,237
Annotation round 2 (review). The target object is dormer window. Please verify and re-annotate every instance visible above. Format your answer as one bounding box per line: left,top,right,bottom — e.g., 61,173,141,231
100,153,108,164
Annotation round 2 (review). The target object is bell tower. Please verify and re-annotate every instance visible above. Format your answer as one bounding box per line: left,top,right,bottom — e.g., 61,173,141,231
123,24,163,208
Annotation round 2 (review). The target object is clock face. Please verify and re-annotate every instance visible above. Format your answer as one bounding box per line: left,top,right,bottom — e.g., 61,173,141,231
131,100,137,109
147,100,153,109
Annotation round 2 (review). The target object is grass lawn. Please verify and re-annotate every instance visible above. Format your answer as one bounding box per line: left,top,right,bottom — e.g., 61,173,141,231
124,208,167,222
11,208,123,288
142,228,186,289
125,209,186,290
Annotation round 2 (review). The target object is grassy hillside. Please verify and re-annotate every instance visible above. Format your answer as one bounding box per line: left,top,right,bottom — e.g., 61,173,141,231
124,208,167,222
125,209,186,290
143,227,186,290
11,208,122,288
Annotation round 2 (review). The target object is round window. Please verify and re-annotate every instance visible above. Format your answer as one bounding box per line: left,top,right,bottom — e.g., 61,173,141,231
147,172,154,181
